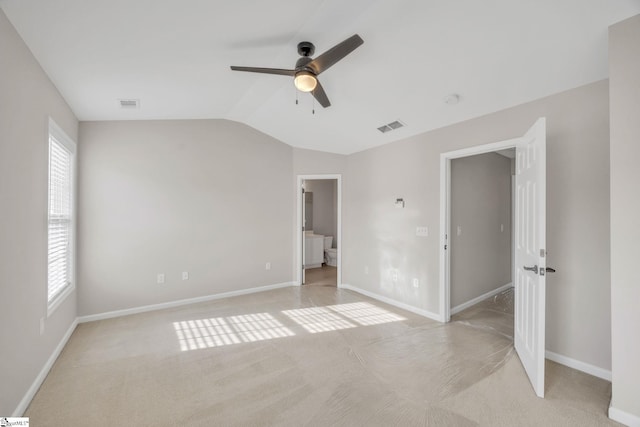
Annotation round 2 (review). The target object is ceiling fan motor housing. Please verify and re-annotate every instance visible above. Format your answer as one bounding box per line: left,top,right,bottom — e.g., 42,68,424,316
295,56,315,73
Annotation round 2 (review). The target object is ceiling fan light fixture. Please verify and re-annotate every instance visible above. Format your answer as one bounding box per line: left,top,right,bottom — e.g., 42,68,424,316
294,71,317,92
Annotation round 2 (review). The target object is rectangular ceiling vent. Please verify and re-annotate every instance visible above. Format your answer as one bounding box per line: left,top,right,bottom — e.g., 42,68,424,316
119,99,140,109
377,119,406,134
388,120,404,130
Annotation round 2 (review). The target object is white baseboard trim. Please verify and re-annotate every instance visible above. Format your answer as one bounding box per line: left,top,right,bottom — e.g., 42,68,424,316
609,406,640,427
545,350,612,381
340,284,442,322
451,282,513,315
13,318,78,416
77,281,296,323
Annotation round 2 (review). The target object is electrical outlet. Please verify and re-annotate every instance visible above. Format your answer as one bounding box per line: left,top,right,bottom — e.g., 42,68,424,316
182,271,189,280
265,262,271,271
40,317,45,335
157,273,165,284
457,225,462,236
416,226,428,237
412,278,419,288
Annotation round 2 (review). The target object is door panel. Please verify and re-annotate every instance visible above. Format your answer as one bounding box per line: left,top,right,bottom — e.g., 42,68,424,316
514,118,546,397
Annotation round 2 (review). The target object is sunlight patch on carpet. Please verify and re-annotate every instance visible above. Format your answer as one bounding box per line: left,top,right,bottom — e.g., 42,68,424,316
173,313,294,351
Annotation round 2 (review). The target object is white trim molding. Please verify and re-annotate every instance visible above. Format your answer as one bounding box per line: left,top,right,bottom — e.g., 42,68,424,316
340,284,442,322
78,282,296,323
545,350,612,381
451,283,513,315
609,406,640,427
13,318,78,416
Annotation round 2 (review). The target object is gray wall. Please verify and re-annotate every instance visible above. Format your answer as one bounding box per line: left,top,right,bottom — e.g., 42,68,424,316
344,80,611,371
609,14,640,421
77,120,293,316
292,148,347,176
450,153,512,308
0,10,78,415
304,179,338,245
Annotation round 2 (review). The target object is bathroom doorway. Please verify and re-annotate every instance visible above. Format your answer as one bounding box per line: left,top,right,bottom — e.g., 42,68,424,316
296,175,341,287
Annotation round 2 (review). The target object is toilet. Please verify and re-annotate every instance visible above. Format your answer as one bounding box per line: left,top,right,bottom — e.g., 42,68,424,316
324,236,337,267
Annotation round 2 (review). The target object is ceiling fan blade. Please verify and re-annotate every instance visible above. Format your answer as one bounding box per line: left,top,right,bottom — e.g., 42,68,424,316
230,66,295,76
308,34,364,75
312,80,331,108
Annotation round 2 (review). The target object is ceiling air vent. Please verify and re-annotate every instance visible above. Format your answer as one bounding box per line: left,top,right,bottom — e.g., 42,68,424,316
377,119,406,134
388,120,404,130
119,99,140,109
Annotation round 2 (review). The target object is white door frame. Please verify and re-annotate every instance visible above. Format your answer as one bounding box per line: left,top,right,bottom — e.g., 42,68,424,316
296,174,342,286
439,138,520,322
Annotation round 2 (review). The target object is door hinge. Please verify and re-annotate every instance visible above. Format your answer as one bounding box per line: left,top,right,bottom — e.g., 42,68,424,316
444,245,447,250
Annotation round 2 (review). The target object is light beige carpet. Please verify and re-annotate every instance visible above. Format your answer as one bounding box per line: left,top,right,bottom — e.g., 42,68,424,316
25,286,618,426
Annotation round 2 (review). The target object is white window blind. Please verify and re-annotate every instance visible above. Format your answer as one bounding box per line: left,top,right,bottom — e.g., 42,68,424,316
48,122,75,304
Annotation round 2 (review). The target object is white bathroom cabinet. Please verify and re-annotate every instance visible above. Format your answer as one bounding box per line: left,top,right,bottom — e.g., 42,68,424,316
304,234,324,269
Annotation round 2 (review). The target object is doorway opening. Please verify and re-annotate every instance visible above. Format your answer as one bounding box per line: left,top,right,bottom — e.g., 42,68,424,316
439,118,547,397
448,149,515,341
439,138,518,323
296,175,341,287
448,148,515,320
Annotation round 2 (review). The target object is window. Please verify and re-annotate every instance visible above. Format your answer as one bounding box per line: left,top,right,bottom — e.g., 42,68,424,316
47,118,76,311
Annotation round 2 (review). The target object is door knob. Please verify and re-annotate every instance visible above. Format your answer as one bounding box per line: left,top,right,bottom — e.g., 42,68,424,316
523,265,538,274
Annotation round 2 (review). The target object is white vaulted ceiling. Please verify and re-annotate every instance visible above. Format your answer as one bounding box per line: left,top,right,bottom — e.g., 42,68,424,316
2,0,639,154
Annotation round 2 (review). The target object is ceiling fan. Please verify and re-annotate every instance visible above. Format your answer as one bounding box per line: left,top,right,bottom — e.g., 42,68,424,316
230,34,364,108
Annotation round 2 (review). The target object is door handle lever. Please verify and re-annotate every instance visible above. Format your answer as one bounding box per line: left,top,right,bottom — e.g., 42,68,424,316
523,265,538,274
545,267,556,273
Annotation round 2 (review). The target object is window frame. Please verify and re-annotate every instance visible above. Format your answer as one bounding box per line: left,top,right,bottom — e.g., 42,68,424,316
47,118,76,316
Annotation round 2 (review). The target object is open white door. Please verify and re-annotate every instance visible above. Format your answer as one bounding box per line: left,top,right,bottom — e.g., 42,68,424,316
514,117,546,397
